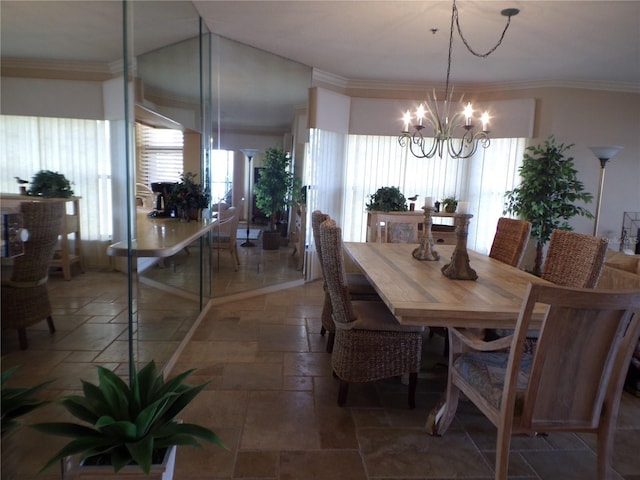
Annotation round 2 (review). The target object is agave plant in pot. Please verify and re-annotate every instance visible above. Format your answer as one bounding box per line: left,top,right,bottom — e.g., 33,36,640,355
31,361,226,479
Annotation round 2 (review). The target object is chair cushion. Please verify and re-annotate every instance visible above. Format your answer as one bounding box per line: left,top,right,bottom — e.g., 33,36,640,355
342,301,424,333
453,351,532,410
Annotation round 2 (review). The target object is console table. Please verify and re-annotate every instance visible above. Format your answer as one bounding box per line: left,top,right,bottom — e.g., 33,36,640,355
367,210,456,244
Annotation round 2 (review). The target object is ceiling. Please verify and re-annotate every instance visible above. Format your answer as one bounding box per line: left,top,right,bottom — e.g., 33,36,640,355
194,0,640,90
2,1,639,91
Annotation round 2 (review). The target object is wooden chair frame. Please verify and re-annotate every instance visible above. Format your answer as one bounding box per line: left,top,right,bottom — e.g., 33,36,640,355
441,283,640,479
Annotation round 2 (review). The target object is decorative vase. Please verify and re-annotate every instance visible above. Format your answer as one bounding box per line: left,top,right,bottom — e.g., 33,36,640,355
444,205,456,213
61,445,177,480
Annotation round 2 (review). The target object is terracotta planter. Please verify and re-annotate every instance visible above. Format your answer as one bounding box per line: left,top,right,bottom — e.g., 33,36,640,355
60,445,176,480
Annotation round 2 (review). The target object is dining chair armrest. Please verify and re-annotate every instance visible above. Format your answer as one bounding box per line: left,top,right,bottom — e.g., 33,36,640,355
450,327,512,351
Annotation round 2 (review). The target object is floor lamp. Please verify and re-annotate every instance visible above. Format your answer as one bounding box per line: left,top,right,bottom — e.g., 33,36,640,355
588,145,623,236
241,149,258,247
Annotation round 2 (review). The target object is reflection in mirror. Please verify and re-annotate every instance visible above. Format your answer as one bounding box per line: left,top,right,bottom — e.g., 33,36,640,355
130,2,209,373
137,33,312,300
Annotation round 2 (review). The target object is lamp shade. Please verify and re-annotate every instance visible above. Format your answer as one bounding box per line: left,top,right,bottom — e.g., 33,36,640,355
588,146,624,160
241,148,258,159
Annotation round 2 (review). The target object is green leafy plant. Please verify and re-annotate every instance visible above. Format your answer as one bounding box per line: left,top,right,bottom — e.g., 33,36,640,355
254,147,298,231
31,361,226,475
365,186,408,212
504,136,593,275
167,172,209,210
1,366,51,436
441,195,459,213
27,170,74,198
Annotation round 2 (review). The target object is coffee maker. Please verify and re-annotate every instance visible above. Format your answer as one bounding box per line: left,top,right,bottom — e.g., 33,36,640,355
149,182,176,218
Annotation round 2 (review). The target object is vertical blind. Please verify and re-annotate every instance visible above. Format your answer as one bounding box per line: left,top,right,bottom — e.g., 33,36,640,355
135,123,184,186
307,128,525,257
0,115,112,267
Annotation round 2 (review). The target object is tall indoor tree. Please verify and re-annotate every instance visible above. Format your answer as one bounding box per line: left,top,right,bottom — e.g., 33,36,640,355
504,136,594,275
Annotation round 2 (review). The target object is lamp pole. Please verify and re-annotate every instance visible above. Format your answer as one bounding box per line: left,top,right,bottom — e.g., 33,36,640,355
241,149,258,247
588,146,623,236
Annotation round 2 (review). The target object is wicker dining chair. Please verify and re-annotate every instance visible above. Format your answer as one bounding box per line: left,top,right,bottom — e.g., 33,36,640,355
2,201,65,349
489,217,532,267
483,229,609,351
311,210,378,353
319,218,423,408
440,283,640,480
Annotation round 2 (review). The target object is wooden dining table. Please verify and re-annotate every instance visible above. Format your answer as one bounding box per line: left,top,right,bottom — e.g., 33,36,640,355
343,242,549,435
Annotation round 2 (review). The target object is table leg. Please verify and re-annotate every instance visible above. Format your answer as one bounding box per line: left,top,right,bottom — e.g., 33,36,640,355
425,328,462,435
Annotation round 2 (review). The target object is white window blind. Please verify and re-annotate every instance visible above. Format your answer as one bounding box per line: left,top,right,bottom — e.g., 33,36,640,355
306,128,525,255
135,123,184,185
0,114,112,267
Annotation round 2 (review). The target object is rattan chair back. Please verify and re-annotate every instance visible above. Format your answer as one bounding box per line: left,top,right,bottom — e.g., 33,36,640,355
318,219,356,325
11,201,65,283
542,229,608,288
489,217,532,267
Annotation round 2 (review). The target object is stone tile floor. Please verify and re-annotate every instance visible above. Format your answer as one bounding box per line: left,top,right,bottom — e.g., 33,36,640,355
2,241,639,479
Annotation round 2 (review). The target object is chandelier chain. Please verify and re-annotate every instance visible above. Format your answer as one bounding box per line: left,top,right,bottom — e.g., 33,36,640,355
453,0,514,58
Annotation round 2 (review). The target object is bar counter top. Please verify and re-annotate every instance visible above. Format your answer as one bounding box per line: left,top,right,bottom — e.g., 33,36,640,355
107,210,217,258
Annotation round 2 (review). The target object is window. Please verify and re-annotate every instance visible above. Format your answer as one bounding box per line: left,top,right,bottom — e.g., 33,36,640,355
0,115,112,266
306,129,525,254
135,123,184,185
211,149,234,205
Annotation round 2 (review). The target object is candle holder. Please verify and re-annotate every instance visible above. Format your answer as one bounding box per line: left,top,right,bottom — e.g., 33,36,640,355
441,213,477,280
412,207,440,261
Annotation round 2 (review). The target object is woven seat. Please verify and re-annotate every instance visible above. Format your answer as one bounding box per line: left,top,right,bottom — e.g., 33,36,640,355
319,219,423,408
2,201,65,349
211,206,240,270
439,283,640,479
311,210,378,352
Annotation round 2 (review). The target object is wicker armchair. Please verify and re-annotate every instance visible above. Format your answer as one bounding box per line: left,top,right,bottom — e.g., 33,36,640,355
311,210,378,352
211,206,240,271
319,219,423,408
2,201,65,349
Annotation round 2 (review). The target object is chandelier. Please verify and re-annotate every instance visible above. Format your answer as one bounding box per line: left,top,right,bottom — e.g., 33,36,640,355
399,0,519,159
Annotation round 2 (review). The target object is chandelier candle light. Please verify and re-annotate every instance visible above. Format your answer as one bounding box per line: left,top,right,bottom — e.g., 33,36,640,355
399,0,519,159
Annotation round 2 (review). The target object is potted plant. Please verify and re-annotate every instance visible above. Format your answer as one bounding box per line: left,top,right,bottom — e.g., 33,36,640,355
167,172,209,221
504,136,593,275
441,195,458,213
31,360,226,479
254,147,298,250
1,366,51,437
365,186,408,212
27,170,74,198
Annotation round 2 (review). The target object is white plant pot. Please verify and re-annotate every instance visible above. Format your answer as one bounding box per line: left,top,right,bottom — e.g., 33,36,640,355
61,444,177,480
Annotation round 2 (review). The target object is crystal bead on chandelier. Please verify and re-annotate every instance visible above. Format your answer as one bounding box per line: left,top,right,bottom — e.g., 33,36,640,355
399,0,519,159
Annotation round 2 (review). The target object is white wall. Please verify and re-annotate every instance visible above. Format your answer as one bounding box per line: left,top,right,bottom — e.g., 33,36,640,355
1,77,104,119
311,83,640,250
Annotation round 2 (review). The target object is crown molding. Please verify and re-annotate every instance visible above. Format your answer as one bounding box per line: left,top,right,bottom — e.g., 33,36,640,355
334,76,640,95
0,58,121,81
